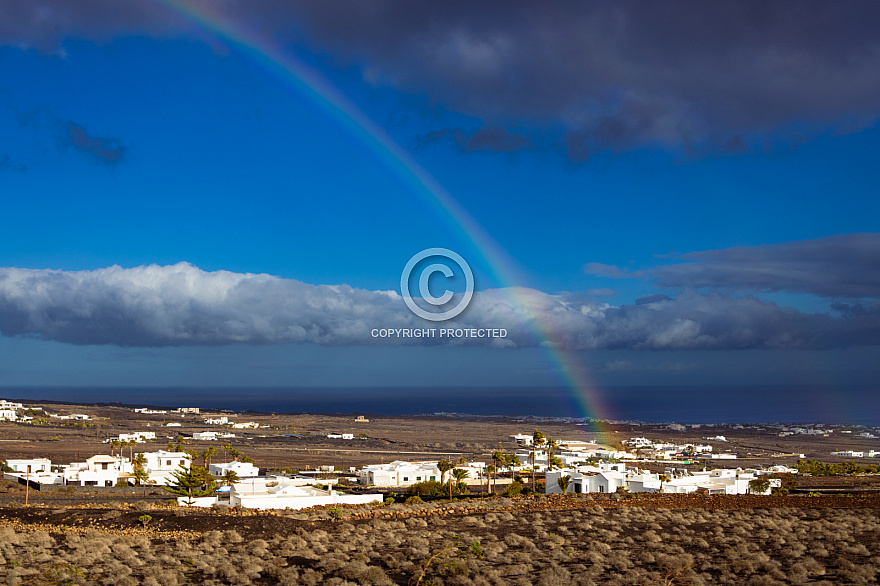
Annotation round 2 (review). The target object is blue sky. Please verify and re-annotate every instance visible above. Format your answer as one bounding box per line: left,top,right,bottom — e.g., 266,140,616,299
1,2,879,403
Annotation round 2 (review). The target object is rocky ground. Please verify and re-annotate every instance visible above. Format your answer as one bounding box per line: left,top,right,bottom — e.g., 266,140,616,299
1,493,879,585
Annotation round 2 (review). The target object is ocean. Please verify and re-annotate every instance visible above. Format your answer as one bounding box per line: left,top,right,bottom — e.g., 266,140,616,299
1,385,876,426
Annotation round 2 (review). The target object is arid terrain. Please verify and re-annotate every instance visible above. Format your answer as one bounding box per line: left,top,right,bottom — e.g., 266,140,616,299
1,492,879,585
2,400,880,584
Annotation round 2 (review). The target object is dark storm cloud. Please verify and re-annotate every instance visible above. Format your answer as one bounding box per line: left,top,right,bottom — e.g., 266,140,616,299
5,2,880,159
0,1,185,52
63,121,127,165
416,127,533,153
642,234,880,299
1,263,878,350
286,1,880,158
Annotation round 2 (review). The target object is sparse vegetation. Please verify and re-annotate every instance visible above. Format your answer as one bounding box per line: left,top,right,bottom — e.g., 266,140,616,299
0,498,877,585
797,459,879,476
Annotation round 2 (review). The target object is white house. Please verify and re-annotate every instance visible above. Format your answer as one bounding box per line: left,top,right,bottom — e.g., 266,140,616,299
546,465,771,496
192,431,235,440
509,433,534,446
5,458,52,474
63,455,123,487
209,461,260,479
357,461,440,487
231,422,259,429
831,450,865,457
104,431,156,444
0,409,16,421
204,416,229,425
224,476,383,510
140,451,191,486
327,433,354,440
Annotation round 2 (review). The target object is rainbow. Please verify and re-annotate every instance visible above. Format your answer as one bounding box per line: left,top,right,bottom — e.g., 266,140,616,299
154,1,614,444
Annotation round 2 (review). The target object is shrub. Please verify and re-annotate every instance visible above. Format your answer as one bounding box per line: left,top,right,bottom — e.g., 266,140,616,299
405,495,424,504
502,481,523,497
407,480,445,496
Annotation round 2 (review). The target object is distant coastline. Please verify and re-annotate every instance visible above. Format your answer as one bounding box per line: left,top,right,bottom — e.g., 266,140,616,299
1,385,876,426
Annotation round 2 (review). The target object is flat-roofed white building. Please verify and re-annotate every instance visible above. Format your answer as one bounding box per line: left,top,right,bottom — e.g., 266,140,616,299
221,476,382,510
357,461,440,487
193,431,235,440
546,465,769,496
63,455,123,487
509,433,534,446
209,461,259,479
140,450,191,486
5,458,52,474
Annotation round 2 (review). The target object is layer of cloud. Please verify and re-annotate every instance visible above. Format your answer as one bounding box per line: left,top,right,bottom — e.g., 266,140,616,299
63,121,127,165
1,262,877,350
4,2,880,160
588,233,880,299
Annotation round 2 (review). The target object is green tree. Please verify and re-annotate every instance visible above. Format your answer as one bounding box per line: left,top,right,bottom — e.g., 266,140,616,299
491,451,505,493
437,459,453,485
164,465,217,504
546,437,558,472
201,446,217,468
659,474,670,492
221,469,239,486
557,474,572,495
451,468,470,495
531,430,545,492
132,468,149,487
749,477,771,495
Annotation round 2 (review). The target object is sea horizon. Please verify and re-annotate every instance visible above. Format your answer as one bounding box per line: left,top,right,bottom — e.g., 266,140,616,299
1,384,876,427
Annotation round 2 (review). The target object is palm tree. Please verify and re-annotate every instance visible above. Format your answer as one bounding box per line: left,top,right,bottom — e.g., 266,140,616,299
507,454,521,479
546,437,558,472
437,459,453,485
201,446,217,468
221,469,239,486
229,448,242,462
531,430,545,492
485,464,495,494
491,451,504,493
110,439,121,458
659,474,670,493
557,475,572,495
132,468,149,487
221,443,233,463
451,468,469,495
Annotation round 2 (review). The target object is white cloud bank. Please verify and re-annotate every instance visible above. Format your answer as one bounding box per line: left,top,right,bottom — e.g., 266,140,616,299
1,262,877,350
